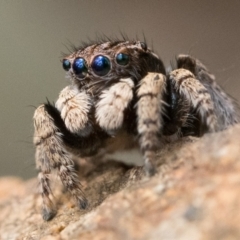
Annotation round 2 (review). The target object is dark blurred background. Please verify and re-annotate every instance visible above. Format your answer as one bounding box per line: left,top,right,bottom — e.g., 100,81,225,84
0,1,240,179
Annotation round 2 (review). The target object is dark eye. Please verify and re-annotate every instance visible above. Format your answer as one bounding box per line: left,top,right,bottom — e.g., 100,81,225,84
140,42,147,51
72,58,88,78
91,55,110,76
116,53,129,66
62,59,71,71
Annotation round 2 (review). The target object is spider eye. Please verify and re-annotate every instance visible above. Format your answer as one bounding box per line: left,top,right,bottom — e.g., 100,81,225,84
62,59,71,71
72,57,88,78
91,55,110,76
140,42,147,51
116,53,129,66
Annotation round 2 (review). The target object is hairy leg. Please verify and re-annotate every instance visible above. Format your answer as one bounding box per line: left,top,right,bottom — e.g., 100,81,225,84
177,55,239,130
136,72,166,176
169,68,218,133
34,105,89,220
33,100,100,220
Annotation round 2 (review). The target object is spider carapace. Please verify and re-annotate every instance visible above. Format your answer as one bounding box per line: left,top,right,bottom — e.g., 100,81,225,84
33,39,239,220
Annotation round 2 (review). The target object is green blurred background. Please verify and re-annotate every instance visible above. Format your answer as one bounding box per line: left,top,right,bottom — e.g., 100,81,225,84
0,1,240,179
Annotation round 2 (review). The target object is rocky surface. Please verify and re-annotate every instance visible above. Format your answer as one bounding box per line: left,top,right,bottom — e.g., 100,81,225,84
1,124,240,240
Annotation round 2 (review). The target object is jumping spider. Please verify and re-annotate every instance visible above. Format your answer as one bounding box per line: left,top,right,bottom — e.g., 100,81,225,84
33,39,239,220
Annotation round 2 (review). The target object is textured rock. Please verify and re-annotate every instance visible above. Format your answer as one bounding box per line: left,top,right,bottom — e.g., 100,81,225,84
1,124,240,240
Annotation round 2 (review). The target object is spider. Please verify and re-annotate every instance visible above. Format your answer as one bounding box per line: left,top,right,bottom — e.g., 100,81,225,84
33,39,239,220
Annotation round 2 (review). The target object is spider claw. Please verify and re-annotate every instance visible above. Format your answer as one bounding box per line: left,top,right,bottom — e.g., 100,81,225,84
42,207,57,221
144,160,156,177
78,198,88,209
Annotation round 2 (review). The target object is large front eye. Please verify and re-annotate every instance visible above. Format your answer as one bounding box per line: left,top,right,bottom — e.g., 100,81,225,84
116,53,129,66
62,59,71,71
72,57,88,78
91,55,110,76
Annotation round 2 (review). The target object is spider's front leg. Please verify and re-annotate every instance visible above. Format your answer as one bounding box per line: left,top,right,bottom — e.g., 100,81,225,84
33,85,98,220
137,72,166,176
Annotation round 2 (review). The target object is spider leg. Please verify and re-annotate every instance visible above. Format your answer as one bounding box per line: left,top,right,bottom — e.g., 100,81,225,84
169,67,218,133
136,72,166,176
36,161,55,220
177,55,239,130
34,104,90,220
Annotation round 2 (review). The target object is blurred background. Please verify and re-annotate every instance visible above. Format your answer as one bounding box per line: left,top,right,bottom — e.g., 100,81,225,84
0,1,240,179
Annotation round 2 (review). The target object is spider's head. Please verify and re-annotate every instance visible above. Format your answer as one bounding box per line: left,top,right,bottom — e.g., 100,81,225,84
62,40,165,88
